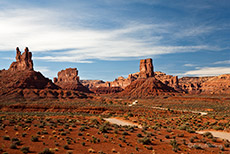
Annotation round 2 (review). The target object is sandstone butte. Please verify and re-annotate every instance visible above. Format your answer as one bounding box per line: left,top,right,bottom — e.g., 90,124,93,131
81,58,230,95
0,47,230,100
53,68,91,93
0,47,88,101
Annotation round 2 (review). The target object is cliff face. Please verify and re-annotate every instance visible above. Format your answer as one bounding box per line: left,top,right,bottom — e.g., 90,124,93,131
178,76,212,94
200,74,230,94
54,68,91,93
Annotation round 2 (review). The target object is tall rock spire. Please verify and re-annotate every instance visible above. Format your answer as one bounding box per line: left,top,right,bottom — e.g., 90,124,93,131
139,58,154,78
9,47,34,71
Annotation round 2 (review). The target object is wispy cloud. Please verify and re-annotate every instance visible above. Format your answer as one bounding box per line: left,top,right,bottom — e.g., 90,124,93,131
184,64,196,67
213,60,230,65
0,7,221,63
184,67,230,76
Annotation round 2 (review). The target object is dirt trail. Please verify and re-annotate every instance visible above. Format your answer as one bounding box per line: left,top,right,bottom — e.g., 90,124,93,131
152,107,208,115
197,131,230,141
104,118,142,128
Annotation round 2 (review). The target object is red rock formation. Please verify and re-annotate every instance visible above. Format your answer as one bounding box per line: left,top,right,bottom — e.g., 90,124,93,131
81,58,154,90
0,47,58,90
178,74,230,94
0,47,62,100
154,71,181,91
9,47,33,71
139,58,154,78
54,68,91,93
91,87,123,94
80,80,105,89
120,77,176,98
201,74,230,94
178,76,212,94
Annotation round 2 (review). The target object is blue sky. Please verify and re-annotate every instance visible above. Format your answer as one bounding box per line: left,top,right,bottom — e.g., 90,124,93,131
0,0,229,81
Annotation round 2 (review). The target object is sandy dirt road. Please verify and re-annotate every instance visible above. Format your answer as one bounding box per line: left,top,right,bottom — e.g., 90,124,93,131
197,131,230,141
104,118,142,128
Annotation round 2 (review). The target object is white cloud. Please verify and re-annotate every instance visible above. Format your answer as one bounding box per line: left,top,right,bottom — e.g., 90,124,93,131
175,26,214,38
0,8,221,63
213,60,230,65
184,64,196,67
184,67,230,76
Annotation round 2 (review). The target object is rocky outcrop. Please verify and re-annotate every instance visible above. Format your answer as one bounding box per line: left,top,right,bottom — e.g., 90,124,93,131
54,68,91,93
154,71,181,91
9,47,33,71
0,47,91,101
80,80,106,89
91,87,123,94
200,74,230,94
179,76,212,94
120,77,176,98
81,58,154,90
139,58,154,78
0,47,58,91
178,74,230,94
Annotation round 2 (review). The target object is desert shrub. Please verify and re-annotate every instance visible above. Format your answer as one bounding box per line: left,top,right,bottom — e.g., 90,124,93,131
81,142,86,146
206,142,215,148
11,137,19,142
138,137,151,145
212,138,217,142
203,132,212,137
213,126,224,130
224,142,230,148
177,133,184,137
170,139,179,152
38,148,54,154
31,136,39,142
61,132,66,136
99,124,109,133
10,144,17,149
165,135,170,139
122,131,129,135
79,126,86,131
20,147,30,154
78,133,83,136
137,133,142,137
63,145,69,150
179,125,187,130
220,145,225,151
22,133,27,137
193,144,202,149
3,135,10,140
